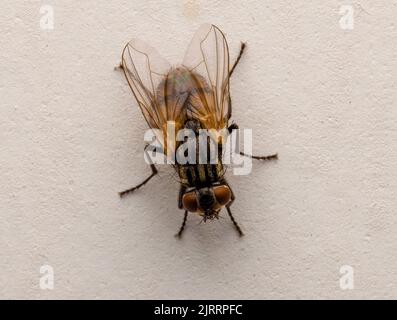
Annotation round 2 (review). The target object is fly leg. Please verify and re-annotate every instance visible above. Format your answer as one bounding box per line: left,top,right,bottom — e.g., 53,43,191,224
175,186,188,238
175,210,188,239
114,62,123,71
226,207,244,237
240,152,278,161
222,179,244,237
119,163,157,197
178,185,187,209
227,43,247,119
119,146,158,198
228,123,239,133
228,123,278,161
229,42,246,78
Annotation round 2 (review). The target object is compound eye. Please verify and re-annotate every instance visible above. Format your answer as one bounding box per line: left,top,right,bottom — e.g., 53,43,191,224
182,191,198,212
213,185,232,206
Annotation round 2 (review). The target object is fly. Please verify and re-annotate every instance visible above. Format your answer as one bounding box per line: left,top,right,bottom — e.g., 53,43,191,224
117,24,277,238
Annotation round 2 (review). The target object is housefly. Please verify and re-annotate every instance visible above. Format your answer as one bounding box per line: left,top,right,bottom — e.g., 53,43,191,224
117,24,277,238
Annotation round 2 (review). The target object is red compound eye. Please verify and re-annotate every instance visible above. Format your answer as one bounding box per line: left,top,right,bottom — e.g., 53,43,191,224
213,185,231,206
182,191,198,212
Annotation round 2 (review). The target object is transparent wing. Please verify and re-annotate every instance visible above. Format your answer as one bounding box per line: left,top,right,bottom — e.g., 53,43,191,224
182,24,231,130
121,39,171,130
122,39,188,156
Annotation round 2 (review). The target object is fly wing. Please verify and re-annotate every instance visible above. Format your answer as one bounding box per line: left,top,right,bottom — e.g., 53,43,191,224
182,24,231,131
122,39,171,130
121,39,186,156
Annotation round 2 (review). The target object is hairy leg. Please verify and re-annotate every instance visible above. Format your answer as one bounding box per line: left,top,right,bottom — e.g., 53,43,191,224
222,178,244,237
229,42,246,78
175,210,188,238
228,123,278,161
119,147,159,197
119,163,158,197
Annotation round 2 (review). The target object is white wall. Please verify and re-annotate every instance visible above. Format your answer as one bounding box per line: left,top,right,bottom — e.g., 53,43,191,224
1,0,396,299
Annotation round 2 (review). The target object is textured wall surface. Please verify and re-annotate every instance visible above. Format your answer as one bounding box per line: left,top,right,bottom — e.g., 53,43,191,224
1,0,396,299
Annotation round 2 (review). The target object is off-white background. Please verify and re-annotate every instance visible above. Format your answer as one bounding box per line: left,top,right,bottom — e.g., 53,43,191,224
1,0,396,299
